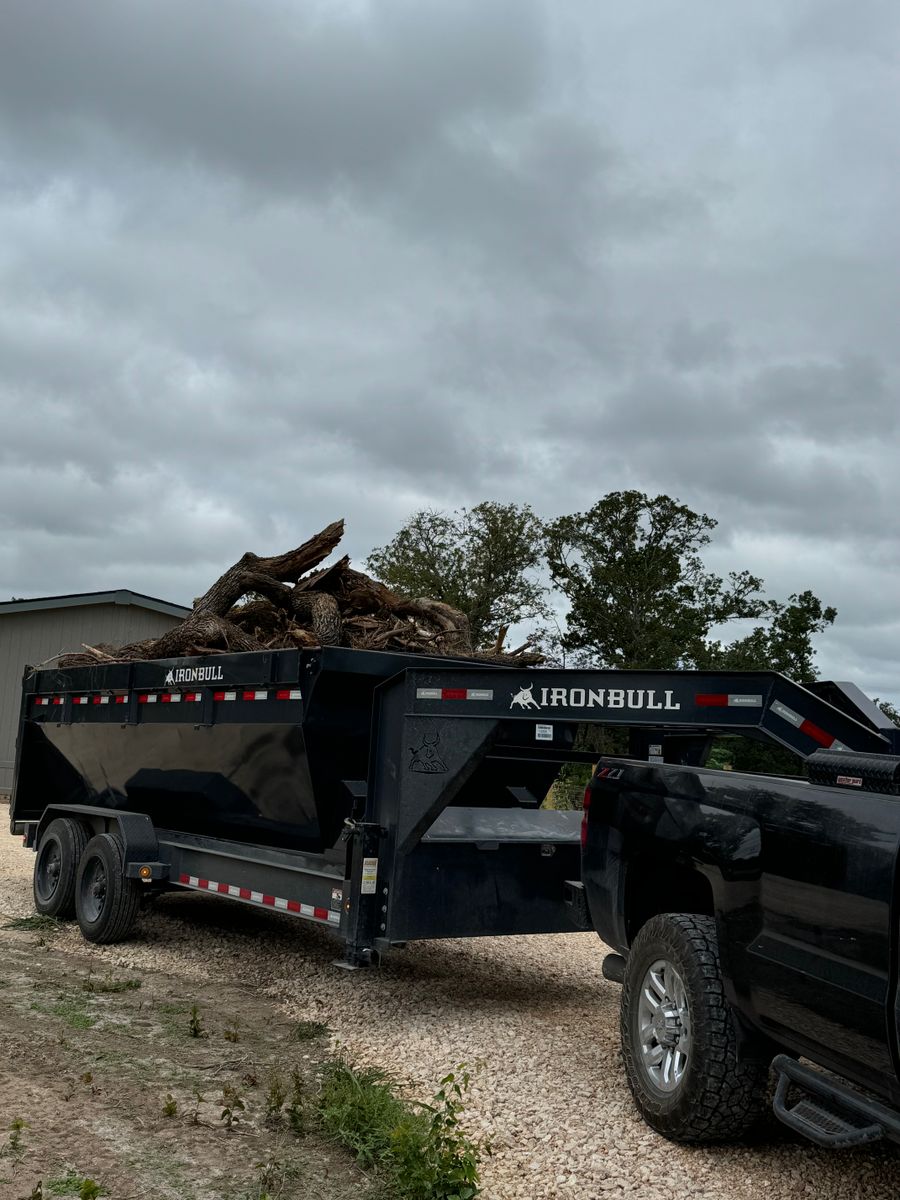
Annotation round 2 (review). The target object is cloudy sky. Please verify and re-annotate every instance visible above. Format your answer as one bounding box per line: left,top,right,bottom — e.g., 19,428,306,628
1,0,898,698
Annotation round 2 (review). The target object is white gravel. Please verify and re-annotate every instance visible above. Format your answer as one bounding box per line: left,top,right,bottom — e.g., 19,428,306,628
2,821,898,1199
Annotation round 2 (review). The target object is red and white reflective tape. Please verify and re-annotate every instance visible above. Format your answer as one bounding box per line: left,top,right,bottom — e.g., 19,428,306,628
212,689,301,701
416,687,494,701
770,699,846,749
177,874,339,925
38,688,302,706
696,693,762,708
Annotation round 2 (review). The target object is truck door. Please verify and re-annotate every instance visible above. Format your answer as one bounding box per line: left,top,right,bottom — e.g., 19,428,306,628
746,782,900,1102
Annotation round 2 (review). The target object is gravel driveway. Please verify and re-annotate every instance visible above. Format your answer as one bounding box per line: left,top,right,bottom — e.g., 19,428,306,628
2,824,897,1199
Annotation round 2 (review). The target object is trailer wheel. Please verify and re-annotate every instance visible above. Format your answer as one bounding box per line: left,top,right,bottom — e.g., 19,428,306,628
33,817,89,919
620,913,768,1142
75,833,141,944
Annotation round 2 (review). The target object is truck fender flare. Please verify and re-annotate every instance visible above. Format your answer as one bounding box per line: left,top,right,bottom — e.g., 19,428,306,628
35,804,165,879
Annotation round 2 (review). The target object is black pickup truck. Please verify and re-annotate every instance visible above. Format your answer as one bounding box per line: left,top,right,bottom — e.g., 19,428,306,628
580,747,900,1150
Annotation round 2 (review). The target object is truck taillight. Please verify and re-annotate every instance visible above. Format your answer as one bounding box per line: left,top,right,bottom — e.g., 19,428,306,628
581,783,592,847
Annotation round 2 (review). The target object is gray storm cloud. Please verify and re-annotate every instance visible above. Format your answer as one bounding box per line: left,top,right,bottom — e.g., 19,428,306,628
1,0,898,699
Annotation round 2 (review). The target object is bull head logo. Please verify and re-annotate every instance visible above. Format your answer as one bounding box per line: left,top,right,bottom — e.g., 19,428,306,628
510,682,540,710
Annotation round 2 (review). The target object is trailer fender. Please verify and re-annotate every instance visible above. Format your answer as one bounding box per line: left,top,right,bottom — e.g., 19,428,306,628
35,805,169,882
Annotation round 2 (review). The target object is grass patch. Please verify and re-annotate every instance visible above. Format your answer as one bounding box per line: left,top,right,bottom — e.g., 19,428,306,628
31,993,97,1031
82,971,141,994
317,1060,487,1199
155,1000,191,1038
44,1171,105,1197
4,914,62,934
294,1019,329,1042
249,1158,304,1199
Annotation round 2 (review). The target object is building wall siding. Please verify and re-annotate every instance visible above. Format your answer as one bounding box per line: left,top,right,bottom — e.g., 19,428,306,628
0,604,182,791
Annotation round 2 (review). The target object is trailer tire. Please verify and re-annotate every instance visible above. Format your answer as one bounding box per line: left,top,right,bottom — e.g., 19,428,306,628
75,833,142,944
620,913,768,1143
33,817,90,919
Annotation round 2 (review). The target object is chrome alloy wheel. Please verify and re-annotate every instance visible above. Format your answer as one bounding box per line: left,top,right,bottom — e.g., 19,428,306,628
637,958,691,1093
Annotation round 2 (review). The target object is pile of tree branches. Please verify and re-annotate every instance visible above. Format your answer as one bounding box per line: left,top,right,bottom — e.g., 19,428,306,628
58,520,543,668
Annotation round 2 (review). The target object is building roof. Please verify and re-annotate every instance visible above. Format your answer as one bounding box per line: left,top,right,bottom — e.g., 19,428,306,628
0,589,191,620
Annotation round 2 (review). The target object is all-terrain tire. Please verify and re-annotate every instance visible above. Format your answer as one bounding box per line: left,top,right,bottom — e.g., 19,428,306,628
33,817,90,918
75,833,142,944
621,913,769,1142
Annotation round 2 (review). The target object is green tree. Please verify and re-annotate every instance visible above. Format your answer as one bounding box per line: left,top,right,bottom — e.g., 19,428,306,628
366,502,548,647
704,590,837,682
703,591,837,776
545,491,766,668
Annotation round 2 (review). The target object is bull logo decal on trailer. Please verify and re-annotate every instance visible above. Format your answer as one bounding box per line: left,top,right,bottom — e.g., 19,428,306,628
509,685,683,713
510,682,541,710
409,731,448,774
163,665,225,686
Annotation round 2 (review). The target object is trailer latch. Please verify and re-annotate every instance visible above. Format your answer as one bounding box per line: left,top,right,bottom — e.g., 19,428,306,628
341,818,386,842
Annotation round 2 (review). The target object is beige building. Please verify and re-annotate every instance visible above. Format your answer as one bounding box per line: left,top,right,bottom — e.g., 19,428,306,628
0,590,190,793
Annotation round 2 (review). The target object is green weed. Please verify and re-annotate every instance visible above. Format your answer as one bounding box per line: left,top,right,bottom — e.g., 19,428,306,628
44,1172,105,1198
318,1060,407,1170
188,1004,208,1039
293,1019,329,1042
4,914,62,933
82,970,141,994
287,1068,305,1136
0,1117,26,1161
162,1093,178,1118
220,1083,245,1130
264,1073,285,1123
250,1159,303,1199
317,1060,486,1199
31,993,96,1030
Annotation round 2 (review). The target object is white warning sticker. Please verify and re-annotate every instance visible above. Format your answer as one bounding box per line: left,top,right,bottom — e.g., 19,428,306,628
535,724,553,742
361,857,378,895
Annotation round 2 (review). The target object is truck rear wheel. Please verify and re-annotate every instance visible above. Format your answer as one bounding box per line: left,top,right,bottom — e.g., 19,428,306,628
621,913,768,1142
75,833,141,944
33,817,89,918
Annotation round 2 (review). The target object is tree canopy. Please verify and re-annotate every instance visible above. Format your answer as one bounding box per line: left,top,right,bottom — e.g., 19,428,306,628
545,491,768,669
703,590,837,682
369,490,842,691
366,501,548,647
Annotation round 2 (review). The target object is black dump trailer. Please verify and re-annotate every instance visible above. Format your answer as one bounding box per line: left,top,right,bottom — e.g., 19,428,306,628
9,647,897,966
